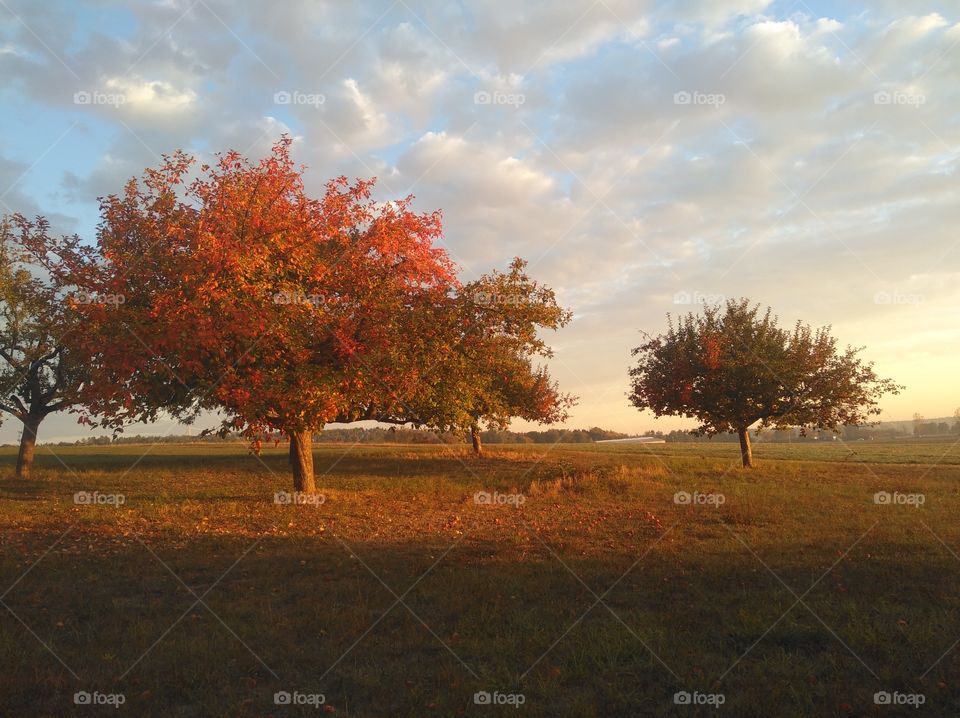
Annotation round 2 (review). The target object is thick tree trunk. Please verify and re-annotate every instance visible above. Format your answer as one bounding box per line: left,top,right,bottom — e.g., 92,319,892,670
470,426,482,456
288,429,316,493
737,427,753,468
15,414,42,479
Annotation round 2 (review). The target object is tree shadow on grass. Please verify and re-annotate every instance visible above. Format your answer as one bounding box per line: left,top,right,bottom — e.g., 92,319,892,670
1,527,957,717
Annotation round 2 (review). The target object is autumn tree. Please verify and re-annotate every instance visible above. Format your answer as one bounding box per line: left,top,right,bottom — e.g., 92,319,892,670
407,259,575,455
628,299,902,467
38,139,458,492
0,217,87,477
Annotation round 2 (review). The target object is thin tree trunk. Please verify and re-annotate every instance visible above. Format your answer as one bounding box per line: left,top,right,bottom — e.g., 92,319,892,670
470,426,482,456
737,427,753,468
15,414,42,479
288,429,316,493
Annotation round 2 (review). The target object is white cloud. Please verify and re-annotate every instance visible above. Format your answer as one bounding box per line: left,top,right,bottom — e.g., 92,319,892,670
813,18,844,35
104,76,197,113
884,13,950,41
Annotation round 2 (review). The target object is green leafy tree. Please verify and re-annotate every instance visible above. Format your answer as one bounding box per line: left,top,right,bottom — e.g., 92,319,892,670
628,299,902,467
0,217,86,477
406,259,576,455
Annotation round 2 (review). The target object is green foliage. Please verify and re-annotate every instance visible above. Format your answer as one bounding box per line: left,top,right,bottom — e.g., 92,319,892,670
407,258,577,435
629,298,902,436
0,217,85,426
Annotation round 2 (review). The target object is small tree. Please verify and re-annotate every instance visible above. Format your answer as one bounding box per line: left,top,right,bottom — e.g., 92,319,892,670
629,299,902,467
406,259,575,455
0,217,86,477
460,260,575,455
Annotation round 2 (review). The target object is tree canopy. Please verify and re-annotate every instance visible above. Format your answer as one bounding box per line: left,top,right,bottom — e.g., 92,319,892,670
403,258,576,454
629,299,902,467
0,217,87,477
24,139,573,488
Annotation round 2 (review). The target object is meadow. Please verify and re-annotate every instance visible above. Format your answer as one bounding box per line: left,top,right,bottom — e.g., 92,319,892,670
1,438,959,716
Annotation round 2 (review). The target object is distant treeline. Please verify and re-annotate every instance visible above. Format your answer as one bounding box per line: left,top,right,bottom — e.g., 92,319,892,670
645,430,740,443
51,420,959,447
770,422,959,441
475,427,631,444
911,421,960,437
638,421,960,443
61,426,633,446
66,433,242,446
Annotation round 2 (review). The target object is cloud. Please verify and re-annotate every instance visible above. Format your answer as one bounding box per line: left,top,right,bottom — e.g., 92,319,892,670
661,0,773,26
103,76,197,114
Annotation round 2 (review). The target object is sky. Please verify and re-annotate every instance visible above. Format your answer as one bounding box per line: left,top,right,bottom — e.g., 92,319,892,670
0,0,958,442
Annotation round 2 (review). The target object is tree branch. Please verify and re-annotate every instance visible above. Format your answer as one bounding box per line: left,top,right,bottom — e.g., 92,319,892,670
0,401,24,420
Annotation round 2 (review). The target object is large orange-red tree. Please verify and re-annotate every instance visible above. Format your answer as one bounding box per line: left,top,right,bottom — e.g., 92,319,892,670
38,139,458,492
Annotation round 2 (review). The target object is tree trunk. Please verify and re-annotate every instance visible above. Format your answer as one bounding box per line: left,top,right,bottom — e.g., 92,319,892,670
288,429,316,493
15,414,42,479
737,427,753,468
470,426,482,456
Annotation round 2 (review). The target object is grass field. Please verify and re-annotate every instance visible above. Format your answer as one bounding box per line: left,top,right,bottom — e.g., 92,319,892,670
2,438,959,716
